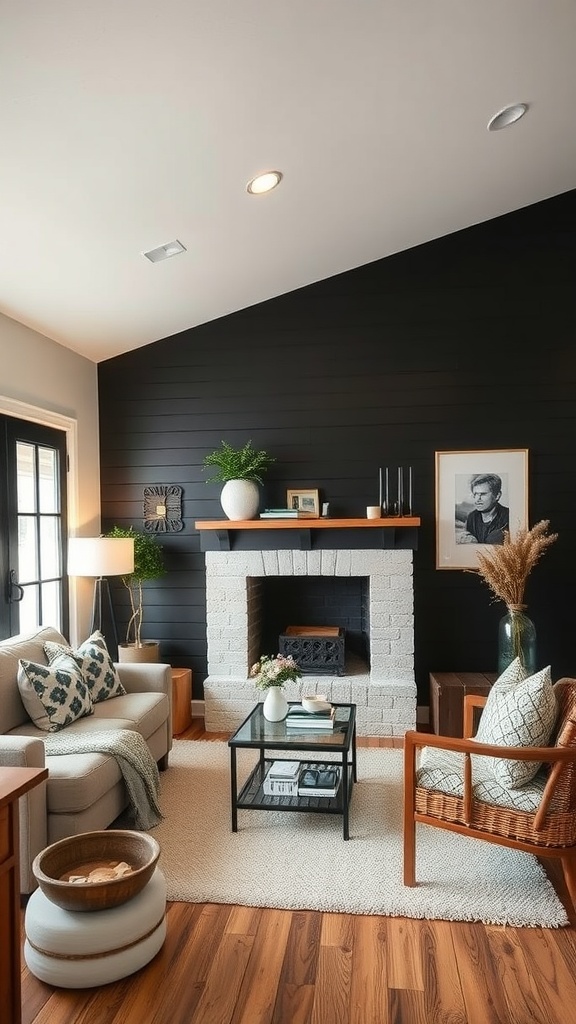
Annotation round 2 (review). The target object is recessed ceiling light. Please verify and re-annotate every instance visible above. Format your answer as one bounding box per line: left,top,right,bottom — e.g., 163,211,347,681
487,103,528,132
143,240,187,263
246,171,283,195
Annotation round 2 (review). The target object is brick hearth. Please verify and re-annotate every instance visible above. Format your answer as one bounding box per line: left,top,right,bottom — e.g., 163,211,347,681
203,548,416,737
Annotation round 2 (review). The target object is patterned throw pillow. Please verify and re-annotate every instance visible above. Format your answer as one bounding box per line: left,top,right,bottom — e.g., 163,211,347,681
475,661,557,789
475,657,529,743
17,654,93,732
45,631,126,704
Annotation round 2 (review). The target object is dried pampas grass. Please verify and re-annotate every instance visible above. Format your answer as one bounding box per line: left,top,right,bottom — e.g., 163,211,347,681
473,519,558,609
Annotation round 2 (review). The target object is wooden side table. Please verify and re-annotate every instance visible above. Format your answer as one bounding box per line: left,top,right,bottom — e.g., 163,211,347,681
429,671,497,737
1,766,48,1024
171,668,193,735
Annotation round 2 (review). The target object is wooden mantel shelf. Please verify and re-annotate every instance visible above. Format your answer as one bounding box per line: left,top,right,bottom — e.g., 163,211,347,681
194,517,421,552
195,517,420,530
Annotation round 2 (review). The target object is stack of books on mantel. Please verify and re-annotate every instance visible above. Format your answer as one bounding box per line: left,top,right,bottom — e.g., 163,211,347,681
285,705,335,730
263,760,300,797
259,508,318,519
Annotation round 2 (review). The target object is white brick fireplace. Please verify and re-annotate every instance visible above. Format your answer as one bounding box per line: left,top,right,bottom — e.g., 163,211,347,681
203,547,416,737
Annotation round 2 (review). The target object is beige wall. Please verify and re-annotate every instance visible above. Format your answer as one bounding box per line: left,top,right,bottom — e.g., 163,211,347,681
0,312,100,643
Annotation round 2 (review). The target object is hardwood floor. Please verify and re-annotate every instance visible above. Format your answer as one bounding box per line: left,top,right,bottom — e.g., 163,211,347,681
21,722,576,1024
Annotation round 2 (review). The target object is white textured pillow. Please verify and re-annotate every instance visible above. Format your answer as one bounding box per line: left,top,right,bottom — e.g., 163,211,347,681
475,657,528,740
17,654,93,732
475,663,557,789
45,630,125,704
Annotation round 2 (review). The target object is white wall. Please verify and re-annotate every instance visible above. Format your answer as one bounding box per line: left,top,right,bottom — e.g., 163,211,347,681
0,312,100,642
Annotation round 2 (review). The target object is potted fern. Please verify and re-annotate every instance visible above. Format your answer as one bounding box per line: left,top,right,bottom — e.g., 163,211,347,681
203,439,275,520
106,526,166,662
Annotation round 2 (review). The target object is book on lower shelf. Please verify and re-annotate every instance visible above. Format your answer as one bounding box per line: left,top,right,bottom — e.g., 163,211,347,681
297,765,342,798
267,760,300,779
263,762,300,796
263,778,299,796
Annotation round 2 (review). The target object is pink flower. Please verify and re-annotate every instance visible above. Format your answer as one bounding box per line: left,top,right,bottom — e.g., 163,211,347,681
250,653,302,689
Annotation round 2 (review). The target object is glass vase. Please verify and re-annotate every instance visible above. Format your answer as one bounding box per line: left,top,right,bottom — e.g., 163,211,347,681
497,606,537,676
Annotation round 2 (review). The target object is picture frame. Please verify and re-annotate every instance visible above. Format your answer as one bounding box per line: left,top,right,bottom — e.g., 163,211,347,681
435,449,528,570
286,488,320,516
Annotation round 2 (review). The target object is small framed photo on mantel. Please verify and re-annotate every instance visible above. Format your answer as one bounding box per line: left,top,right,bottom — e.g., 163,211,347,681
286,488,320,516
435,449,529,570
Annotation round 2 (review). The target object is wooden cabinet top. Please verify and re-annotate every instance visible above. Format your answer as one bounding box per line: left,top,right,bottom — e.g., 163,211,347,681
0,766,48,808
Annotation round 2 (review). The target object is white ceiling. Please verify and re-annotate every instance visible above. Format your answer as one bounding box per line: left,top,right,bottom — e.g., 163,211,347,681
1,2,575,364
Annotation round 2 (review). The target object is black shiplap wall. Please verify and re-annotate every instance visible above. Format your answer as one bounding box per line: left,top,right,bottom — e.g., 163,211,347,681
98,191,576,702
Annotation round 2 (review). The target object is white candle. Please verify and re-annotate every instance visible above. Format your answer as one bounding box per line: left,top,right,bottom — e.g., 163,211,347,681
385,467,389,509
379,467,382,509
408,467,413,514
398,466,403,513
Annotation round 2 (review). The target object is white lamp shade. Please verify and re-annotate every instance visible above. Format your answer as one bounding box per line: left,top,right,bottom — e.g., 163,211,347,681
67,537,135,578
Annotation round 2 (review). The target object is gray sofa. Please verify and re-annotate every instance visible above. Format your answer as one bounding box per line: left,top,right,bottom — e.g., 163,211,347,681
0,625,172,894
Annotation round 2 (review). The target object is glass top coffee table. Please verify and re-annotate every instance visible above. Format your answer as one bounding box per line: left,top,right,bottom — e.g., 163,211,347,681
228,702,357,839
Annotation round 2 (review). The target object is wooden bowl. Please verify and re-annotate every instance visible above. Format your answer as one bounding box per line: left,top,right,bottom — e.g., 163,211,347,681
32,830,160,912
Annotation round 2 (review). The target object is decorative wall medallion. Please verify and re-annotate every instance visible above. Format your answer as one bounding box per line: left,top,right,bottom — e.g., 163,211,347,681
143,485,183,532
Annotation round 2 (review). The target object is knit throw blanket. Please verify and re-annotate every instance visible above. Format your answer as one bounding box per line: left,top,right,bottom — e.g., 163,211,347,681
43,728,163,830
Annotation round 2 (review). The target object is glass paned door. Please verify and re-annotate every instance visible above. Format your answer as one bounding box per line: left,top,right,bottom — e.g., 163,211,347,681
0,417,68,638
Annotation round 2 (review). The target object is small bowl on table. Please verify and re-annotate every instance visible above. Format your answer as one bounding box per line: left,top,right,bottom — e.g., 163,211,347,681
302,695,332,714
32,830,160,912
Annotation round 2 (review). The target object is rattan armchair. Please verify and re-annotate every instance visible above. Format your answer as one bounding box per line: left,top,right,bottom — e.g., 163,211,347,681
403,678,576,909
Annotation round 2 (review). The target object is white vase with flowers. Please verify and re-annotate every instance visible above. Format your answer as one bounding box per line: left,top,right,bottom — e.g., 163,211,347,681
250,654,302,721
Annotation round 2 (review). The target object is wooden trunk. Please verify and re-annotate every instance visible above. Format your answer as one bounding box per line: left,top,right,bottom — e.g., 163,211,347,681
429,671,497,737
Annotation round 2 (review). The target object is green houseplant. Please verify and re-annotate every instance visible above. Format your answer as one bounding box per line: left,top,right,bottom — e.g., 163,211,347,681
203,440,275,520
107,526,166,661
203,439,274,484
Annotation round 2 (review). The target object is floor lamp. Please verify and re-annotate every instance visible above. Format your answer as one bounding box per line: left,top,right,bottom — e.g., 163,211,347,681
67,537,135,648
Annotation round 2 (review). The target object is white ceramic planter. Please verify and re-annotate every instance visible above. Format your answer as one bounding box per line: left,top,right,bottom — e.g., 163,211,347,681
262,687,288,722
220,479,260,521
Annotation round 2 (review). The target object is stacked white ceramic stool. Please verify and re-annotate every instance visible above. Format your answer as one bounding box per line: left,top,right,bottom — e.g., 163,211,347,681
24,866,167,988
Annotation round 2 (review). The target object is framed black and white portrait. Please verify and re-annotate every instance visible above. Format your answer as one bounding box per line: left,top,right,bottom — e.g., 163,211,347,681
435,449,528,570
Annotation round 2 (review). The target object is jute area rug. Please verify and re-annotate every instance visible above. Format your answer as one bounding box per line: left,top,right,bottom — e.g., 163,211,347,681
150,739,568,928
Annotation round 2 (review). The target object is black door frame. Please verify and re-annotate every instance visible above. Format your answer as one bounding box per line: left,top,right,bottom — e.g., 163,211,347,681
0,414,69,638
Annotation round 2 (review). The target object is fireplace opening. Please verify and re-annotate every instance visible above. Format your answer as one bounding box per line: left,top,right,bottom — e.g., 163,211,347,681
258,576,370,669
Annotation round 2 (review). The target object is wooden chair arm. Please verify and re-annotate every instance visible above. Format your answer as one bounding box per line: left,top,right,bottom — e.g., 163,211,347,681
404,731,576,762
533,762,563,831
463,693,488,738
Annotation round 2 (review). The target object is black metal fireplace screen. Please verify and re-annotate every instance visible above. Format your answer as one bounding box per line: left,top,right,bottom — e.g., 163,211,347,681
279,626,345,675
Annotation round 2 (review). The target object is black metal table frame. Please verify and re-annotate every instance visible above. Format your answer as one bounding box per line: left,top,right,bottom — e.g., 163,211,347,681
228,702,357,839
